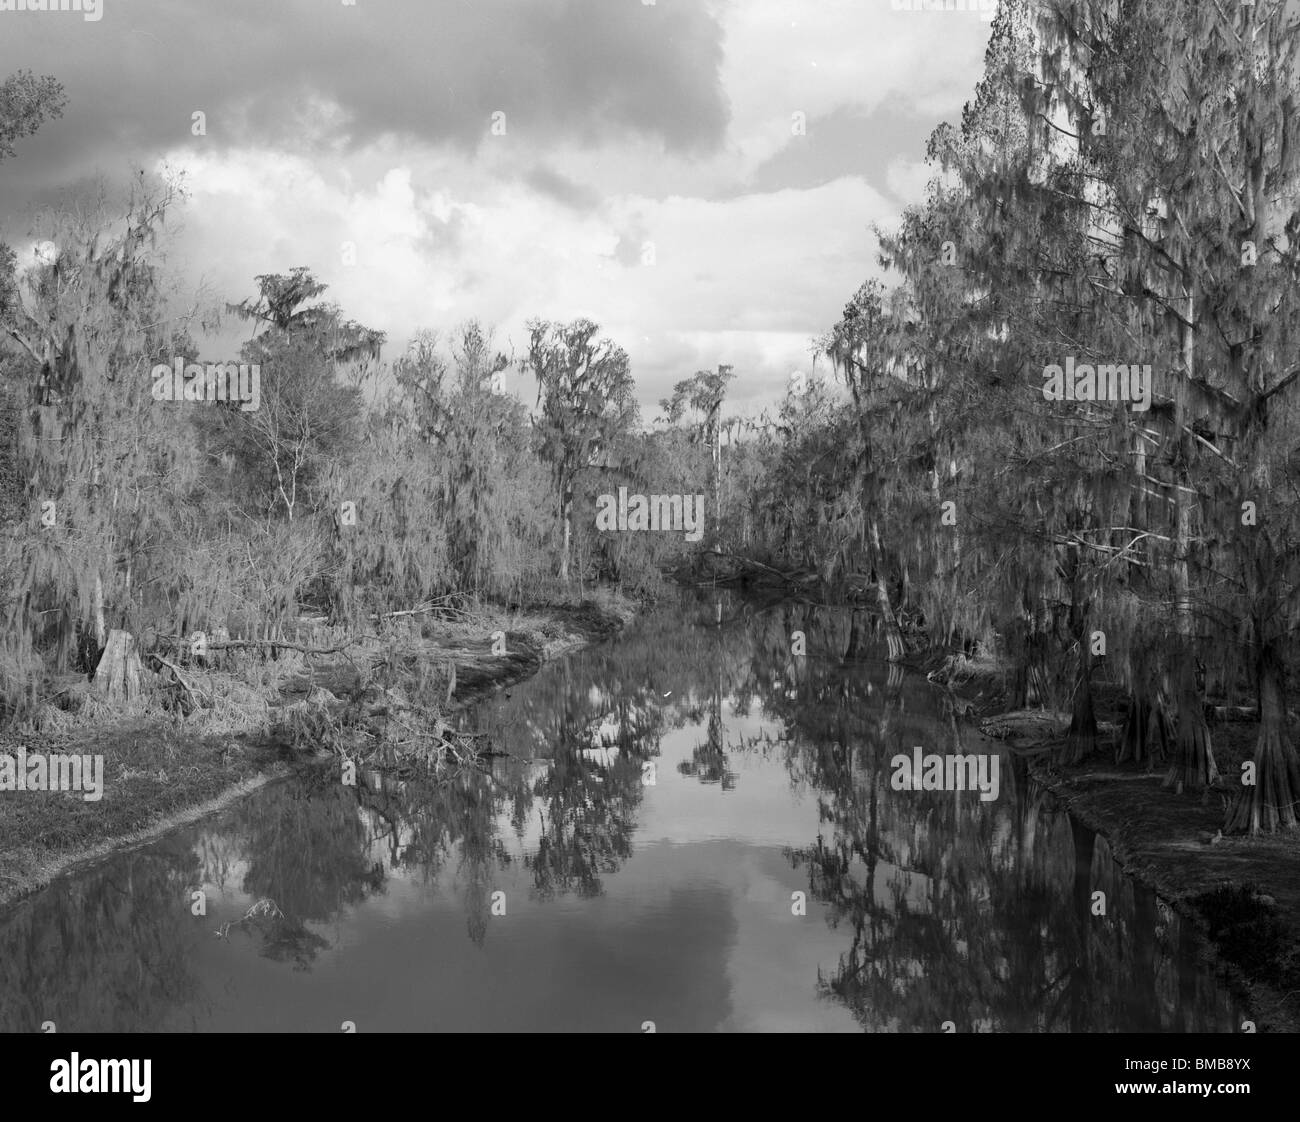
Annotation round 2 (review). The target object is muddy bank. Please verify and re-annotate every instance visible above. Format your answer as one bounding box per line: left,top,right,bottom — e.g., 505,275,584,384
0,595,636,913
932,651,1299,1032
1030,764,1300,1032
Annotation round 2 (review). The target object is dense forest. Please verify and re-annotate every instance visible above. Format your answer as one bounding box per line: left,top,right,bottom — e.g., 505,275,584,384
3,0,1300,846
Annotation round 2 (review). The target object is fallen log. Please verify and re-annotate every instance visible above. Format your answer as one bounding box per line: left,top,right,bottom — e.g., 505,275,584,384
203,637,366,656
162,631,369,657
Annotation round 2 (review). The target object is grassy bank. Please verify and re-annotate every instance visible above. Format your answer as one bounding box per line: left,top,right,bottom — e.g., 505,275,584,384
0,592,636,912
931,650,1300,1033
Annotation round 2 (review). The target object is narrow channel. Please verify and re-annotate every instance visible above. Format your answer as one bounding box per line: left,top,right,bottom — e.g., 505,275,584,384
0,593,1244,1032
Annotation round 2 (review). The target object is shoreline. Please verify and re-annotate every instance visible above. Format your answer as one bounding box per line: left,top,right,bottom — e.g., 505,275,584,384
7,605,1291,1032
1030,765,1294,1033
936,651,1300,1033
0,595,637,914
0,767,293,915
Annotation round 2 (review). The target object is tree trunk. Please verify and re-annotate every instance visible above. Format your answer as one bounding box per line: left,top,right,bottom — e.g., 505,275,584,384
92,628,142,703
1007,612,1030,709
1224,645,1300,833
1163,653,1218,793
867,517,905,662
559,486,572,582
709,403,721,554
1010,658,1029,710
1058,550,1095,765
844,608,865,661
1161,259,1215,792
92,571,106,650
1117,653,1171,768
874,578,905,663
1058,644,1097,766
1117,691,1172,769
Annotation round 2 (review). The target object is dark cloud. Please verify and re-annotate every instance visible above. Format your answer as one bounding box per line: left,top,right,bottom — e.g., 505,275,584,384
0,0,729,202
608,215,649,267
741,96,944,199
522,163,600,212
413,205,470,258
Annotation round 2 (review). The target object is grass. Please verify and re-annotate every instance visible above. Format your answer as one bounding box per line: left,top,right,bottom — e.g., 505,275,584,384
0,719,279,906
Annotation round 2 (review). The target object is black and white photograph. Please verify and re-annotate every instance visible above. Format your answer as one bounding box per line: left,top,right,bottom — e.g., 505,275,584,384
0,0,1294,1089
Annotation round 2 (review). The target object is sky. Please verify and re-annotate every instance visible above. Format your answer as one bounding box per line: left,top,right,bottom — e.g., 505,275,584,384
0,0,996,418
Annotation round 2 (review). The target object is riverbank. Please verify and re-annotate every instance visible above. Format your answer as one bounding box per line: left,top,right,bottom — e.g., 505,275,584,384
0,592,637,912
933,651,1300,1033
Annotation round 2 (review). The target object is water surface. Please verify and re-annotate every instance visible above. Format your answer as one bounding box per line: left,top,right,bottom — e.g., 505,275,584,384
0,594,1245,1032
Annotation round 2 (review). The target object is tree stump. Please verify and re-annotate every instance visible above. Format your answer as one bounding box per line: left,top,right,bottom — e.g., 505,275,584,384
92,629,142,703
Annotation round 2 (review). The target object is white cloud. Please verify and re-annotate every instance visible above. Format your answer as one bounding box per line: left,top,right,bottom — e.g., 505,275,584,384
162,137,898,413
885,156,934,203
135,3,990,415
718,0,993,177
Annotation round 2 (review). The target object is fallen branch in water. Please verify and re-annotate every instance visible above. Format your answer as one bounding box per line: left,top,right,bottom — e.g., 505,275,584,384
214,897,286,940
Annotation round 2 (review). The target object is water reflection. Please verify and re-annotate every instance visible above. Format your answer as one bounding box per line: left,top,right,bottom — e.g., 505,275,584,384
0,593,1244,1032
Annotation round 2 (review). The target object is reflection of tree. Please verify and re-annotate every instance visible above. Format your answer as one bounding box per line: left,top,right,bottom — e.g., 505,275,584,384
352,765,517,947
0,591,1244,1030
716,597,1239,1032
233,775,381,966
676,710,733,787
775,638,1239,1031
481,599,760,895
528,747,639,899
0,596,717,1026
0,840,202,1032
678,600,736,788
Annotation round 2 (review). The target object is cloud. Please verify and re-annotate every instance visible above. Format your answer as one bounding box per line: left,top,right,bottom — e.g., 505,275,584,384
0,0,729,196
716,0,993,176
0,0,994,417
161,141,890,411
523,164,601,213
884,155,935,204
608,215,651,267
743,99,946,198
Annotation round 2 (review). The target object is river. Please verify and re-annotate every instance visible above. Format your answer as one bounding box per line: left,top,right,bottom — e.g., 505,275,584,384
0,592,1246,1032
